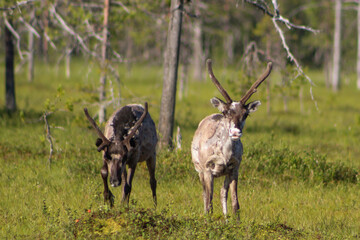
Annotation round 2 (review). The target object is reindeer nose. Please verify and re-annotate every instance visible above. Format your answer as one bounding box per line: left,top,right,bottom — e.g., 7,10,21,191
229,128,242,140
110,179,121,187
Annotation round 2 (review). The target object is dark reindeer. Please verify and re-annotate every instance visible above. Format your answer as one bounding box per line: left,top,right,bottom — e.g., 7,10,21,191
84,102,157,207
191,59,272,216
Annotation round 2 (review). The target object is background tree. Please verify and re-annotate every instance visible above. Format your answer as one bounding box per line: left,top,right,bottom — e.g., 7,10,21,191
4,13,17,112
191,0,204,81
158,0,184,149
27,7,36,82
332,0,342,92
99,0,110,124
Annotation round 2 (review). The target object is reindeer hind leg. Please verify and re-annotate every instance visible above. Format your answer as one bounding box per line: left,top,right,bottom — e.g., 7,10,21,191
146,153,157,207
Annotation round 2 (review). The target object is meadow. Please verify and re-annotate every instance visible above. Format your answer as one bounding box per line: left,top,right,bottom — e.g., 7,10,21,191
0,60,359,239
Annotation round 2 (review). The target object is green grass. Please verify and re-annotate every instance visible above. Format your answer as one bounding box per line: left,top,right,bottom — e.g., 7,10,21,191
0,59,359,239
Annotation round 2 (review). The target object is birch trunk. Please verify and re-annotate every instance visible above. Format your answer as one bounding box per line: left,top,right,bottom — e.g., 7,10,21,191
99,0,110,124
65,48,71,79
41,0,48,62
158,0,184,149
192,0,203,81
332,0,341,92
28,9,35,83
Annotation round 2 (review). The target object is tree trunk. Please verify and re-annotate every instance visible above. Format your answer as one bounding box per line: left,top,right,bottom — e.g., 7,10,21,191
158,0,184,149
99,0,110,124
223,1,233,65
5,17,17,112
192,0,203,81
332,0,341,92
324,51,331,88
224,34,234,64
28,10,35,83
41,0,49,62
357,1,360,90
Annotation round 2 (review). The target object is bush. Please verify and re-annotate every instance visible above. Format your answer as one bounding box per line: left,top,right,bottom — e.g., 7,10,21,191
243,142,359,184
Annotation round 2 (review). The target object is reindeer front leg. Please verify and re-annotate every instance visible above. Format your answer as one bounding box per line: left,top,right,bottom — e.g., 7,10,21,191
229,170,240,216
200,171,214,213
101,161,114,207
121,163,137,205
221,175,231,216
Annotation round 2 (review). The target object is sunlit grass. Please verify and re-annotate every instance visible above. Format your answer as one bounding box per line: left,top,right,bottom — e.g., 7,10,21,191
0,59,359,238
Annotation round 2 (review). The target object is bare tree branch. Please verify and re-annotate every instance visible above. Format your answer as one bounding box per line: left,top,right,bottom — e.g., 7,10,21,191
49,4,98,58
243,0,274,16
273,14,319,33
240,0,319,110
244,0,320,33
43,31,57,49
112,1,131,13
84,19,104,42
269,1,319,110
0,0,37,11
20,12,56,50
18,16,40,38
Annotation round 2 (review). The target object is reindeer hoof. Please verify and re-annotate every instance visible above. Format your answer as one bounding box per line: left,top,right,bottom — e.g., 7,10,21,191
104,191,115,207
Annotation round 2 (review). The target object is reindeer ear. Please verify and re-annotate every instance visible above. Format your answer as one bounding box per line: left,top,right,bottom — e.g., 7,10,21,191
95,138,103,147
95,138,108,152
210,97,228,113
246,100,261,113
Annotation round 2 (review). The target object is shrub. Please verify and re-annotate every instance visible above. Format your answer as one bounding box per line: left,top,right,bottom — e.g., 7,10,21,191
243,142,359,184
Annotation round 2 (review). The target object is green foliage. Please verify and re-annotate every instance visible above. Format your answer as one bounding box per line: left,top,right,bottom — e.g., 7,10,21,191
243,142,359,184
71,205,314,239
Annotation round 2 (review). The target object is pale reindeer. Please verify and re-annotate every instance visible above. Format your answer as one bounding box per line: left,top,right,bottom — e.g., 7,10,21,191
84,102,157,207
191,59,272,216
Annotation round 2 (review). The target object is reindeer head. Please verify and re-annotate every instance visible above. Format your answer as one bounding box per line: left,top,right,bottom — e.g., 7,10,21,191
207,59,272,141
84,103,148,187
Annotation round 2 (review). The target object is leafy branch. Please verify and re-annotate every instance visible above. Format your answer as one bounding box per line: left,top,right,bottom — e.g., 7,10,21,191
244,0,319,110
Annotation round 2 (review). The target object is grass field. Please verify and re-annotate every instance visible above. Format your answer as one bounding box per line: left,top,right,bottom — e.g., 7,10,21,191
0,59,359,239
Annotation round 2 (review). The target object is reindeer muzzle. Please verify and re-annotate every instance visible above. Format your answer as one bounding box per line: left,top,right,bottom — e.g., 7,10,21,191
110,179,121,187
229,128,242,141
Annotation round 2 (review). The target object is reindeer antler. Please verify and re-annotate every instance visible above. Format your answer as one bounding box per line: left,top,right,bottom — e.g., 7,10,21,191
207,59,233,104
123,102,148,151
84,108,111,151
240,62,273,105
